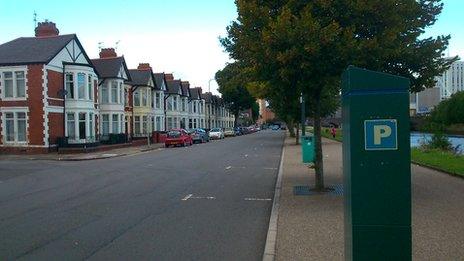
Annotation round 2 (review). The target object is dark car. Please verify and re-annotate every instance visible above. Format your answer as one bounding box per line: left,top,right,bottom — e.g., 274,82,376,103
234,127,243,136
165,129,193,147
190,128,210,143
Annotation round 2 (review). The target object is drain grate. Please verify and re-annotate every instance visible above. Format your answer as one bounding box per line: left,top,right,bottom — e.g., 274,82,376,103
293,184,343,196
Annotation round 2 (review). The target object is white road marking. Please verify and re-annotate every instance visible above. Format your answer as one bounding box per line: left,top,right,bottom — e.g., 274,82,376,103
244,198,272,201
263,167,278,170
182,194,193,201
244,154,248,157
225,166,232,170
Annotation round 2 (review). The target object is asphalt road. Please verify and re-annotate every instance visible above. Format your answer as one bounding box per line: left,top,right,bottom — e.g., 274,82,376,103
0,130,285,261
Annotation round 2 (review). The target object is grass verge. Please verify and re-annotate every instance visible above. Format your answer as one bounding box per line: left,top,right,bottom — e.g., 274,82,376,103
312,127,463,177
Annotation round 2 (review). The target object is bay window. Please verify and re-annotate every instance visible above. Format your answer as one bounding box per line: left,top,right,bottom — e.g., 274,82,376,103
142,89,147,107
133,91,140,106
134,116,141,134
142,116,148,133
173,97,178,111
155,92,161,109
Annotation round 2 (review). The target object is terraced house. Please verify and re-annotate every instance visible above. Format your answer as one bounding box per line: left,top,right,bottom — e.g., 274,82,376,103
91,48,131,141
165,74,182,130
189,87,205,129
180,81,191,129
0,21,98,153
153,73,167,131
129,64,156,138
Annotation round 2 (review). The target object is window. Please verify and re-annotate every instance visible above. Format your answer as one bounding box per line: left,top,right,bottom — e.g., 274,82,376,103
78,113,86,140
101,83,109,103
102,114,110,135
4,112,27,142
67,113,75,139
89,113,94,138
2,71,26,99
155,93,161,109
134,116,141,134
167,117,173,130
142,90,148,107
88,75,93,100
152,116,155,131
65,73,74,99
112,114,119,133
142,116,148,133
182,98,186,111
133,91,140,106
76,73,86,99
156,117,161,131
124,89,129,106
111,81,118,103
120,83,124,105
173,97,178,110
167,96,173,110
193,102,197,113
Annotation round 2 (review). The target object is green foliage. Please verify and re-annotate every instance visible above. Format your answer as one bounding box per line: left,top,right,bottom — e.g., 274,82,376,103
251,101,260,121
429,91,464,125
421,131,452,151
215,62,256,123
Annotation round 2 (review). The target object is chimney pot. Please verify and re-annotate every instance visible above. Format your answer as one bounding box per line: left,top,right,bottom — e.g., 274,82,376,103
165,73,174,81
35,21,59,37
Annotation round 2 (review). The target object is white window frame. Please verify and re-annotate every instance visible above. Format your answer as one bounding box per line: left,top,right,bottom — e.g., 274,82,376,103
0,68,27,101
1,108,29,144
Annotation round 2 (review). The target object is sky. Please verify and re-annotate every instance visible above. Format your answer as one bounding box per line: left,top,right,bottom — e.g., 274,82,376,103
0,0,462,95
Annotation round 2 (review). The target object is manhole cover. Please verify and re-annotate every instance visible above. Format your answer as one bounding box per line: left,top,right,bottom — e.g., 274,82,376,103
293,184,343,196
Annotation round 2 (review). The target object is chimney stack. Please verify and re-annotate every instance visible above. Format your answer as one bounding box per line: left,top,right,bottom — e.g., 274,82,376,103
35,21,59,37
99,48,117,58
165,73,174,81
137,63,152,71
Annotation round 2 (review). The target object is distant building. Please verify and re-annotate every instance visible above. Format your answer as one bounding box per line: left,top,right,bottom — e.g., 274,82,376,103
257,99,275,124
435,60,464,100
409,87,441,116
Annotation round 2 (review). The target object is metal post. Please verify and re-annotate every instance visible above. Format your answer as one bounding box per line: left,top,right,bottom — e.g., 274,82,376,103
301,93,305,136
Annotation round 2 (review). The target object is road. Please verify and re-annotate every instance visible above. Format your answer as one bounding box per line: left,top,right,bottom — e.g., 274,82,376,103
0,131,285,261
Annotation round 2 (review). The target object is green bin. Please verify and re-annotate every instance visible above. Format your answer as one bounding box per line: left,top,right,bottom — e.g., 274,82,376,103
301,135,315,163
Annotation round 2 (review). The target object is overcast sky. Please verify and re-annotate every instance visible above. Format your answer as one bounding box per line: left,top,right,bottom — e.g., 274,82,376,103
0,0,462,94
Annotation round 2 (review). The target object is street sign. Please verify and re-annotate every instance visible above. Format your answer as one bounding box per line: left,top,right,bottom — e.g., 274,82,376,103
342,66,411,261
364,119,398,150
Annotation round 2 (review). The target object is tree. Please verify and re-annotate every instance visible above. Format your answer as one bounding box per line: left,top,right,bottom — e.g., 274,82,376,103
222,0,454,191
215,62,256,127
430,91,464,126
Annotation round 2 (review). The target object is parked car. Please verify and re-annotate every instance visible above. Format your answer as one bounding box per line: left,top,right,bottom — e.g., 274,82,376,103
190,128,210,143
165,129,193,147
209,128,224,140
271,125,280,130
234,127,243,136
224,128,236,137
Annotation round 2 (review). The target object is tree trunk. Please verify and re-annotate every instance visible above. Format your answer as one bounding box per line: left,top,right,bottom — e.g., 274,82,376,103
314,100,325,191
288,119,295,137
295,124,300,145
234,111,239,128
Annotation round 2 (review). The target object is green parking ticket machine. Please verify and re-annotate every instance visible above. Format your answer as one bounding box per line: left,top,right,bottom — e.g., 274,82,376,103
342,66,411,261
301,135,315,163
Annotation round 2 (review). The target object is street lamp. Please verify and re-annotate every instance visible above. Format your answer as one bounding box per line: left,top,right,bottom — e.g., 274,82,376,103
208,79,215,93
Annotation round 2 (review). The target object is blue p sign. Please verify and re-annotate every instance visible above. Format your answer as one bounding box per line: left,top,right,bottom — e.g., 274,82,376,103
364,119,398,150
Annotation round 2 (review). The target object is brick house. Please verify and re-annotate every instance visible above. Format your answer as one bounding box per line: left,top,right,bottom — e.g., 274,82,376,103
91,48,132,140
0,21,98,153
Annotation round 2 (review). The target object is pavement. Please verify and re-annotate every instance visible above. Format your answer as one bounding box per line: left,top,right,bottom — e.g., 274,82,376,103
276,134,464,260
0,144,164,161
0,130,285,260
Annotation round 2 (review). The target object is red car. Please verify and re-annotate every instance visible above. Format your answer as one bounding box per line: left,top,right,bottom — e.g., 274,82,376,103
165,129,193,147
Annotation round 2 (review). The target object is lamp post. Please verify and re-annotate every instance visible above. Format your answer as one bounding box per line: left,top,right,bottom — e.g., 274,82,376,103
208,79,215,93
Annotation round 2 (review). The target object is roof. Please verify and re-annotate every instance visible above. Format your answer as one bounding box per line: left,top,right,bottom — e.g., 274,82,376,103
128,69,153,87
190,87,202,99
166,80,182,94
0,34,77,66
91,56,131,81
153,73,166,91
181,82,190,97
201,92,213,103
